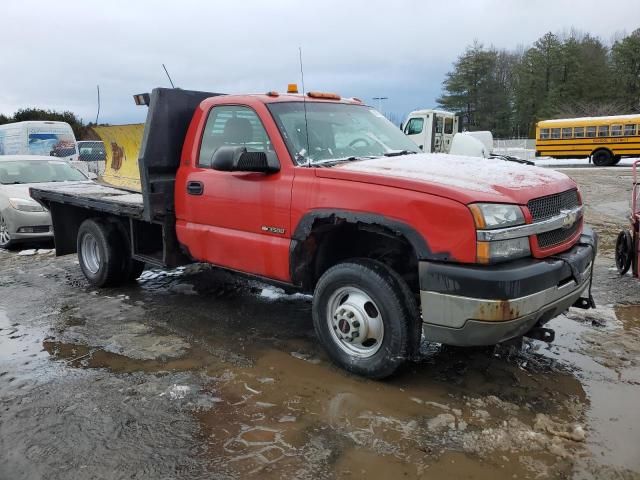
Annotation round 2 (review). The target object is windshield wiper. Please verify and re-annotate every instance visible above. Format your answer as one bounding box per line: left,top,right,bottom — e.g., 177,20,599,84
383,150,418,157
313,156,375,167
489,154,534,166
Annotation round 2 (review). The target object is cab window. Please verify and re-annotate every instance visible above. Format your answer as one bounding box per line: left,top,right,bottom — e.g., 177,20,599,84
198,105,272,166
562,128,572,139
404,118,424,135
597,125,609,137
435,116,443,134
444,117,454,134
574,127,585,138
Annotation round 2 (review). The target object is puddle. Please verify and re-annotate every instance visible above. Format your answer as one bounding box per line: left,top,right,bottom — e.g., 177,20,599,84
1,249,640,479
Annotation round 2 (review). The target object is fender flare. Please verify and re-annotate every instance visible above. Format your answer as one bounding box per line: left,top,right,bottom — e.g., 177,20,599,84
290,209,446,287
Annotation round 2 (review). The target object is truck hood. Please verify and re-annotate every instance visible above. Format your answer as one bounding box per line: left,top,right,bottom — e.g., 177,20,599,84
316,153,577,204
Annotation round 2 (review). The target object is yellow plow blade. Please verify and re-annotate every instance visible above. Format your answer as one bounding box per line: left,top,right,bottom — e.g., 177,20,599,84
91,124,144,191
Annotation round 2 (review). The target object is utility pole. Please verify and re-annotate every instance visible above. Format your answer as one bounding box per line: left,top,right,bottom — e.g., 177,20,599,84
372,96,388,114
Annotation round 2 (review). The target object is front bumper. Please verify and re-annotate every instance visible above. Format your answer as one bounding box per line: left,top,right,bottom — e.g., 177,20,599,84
419,227,597,346
2,207,53,242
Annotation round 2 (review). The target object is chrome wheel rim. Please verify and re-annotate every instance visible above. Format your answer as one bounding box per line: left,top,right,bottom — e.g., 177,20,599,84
0,215,10,247
81,233,101,274
326,286,384,358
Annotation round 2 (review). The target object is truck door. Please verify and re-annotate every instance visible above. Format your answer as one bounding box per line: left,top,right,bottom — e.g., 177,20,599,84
175,104,294,282
442,115,455,153
403,115,429,151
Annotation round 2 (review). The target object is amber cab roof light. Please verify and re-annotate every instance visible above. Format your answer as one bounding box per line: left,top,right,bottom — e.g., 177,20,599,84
287,83,299,94
307,91,341,100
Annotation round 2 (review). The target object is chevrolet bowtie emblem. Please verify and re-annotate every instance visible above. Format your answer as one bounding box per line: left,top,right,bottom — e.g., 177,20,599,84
560,209,578,228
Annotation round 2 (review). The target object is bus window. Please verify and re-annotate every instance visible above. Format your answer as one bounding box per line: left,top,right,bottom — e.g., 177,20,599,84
574,127,585,138
551,128,561,139
540,128,550,139
624,124,637,136
597,125,609,137
611,125,622,136
444,117,453,134
562,128,572,139
586,126,596,137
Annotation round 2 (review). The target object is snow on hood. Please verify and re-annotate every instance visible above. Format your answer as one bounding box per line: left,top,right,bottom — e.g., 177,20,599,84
321,153,576,204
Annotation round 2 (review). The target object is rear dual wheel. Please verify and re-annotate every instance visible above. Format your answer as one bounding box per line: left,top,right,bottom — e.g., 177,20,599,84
592,149,615,167
312,259,420,379
77,218,145,287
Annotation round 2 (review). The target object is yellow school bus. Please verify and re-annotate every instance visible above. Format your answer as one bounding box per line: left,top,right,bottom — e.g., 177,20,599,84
535,114,640,166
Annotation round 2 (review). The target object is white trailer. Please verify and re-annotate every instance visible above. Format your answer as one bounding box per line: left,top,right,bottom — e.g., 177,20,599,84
0,121,79,162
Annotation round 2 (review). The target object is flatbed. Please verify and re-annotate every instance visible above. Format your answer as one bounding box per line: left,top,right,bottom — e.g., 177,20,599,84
31,182,144,219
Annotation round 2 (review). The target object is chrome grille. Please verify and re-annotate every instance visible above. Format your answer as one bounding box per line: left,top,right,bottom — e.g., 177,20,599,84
528,189,580,222
537,220,582,249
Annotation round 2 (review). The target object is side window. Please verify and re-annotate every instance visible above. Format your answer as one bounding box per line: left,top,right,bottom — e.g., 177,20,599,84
574,127,585,138
198,105,272,167
540,128,550,139
624,124,637,136
435,116,444,134
586,126,596,137
444,117,454,134
551,128,561,139
404,118,424,135
611,124,622,136
597,125,609,137
562,127,572,139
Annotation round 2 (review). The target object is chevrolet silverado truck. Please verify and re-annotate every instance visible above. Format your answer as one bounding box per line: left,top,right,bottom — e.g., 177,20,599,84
30,88,597,379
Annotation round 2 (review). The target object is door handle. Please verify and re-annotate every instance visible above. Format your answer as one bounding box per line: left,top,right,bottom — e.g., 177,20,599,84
187,181,204,195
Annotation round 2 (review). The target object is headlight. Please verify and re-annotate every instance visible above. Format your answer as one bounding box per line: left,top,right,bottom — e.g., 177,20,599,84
8,198,45,212
476,237,531,264
469,203,525,229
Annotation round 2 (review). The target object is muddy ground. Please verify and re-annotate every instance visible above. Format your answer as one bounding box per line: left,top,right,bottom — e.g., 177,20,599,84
1,166,639,480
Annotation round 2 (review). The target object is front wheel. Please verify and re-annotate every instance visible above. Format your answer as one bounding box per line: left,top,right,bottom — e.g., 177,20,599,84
312,259,419,379
0,213,13,249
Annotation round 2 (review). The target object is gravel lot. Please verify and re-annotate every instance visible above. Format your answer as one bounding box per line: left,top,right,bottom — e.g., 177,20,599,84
1,166,638,480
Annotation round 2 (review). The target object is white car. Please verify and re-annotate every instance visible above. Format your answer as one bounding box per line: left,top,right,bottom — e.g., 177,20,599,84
0,155,90,248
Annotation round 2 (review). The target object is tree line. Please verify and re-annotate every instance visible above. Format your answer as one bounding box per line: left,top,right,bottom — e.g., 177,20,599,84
437,29,640,138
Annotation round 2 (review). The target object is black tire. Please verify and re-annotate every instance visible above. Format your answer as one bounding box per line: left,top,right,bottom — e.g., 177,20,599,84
612,155,622,165
592,149,614,167
77,218,127,287
312,259,419,379
615,230,633,275
125,258,146,281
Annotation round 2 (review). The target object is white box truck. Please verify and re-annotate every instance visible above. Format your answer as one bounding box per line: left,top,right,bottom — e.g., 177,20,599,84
0,121,79,161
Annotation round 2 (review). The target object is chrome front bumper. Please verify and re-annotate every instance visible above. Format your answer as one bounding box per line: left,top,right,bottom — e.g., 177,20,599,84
419,228,597,346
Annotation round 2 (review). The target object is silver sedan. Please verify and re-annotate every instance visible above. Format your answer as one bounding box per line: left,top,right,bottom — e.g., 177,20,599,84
0,155,90,248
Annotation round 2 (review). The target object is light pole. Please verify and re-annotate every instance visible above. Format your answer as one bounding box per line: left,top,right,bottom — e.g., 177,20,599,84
372,96,388,114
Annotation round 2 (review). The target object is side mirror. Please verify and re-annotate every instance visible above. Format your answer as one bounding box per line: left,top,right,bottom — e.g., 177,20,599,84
210,146,279,173
400,122,404,131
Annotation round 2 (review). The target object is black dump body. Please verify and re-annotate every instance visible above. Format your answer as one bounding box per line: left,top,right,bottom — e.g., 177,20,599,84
31,87,224,267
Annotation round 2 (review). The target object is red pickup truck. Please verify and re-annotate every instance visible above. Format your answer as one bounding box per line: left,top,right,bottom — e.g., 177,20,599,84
31,88,597,378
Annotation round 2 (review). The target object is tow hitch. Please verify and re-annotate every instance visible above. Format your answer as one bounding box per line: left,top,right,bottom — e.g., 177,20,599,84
525,327,555,343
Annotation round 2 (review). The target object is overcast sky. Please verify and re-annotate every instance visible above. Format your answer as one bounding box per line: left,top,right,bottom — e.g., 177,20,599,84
2,0,639,125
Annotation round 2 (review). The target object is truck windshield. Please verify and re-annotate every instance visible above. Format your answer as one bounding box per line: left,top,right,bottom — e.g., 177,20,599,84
267,102,418,165
0,160,87,184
